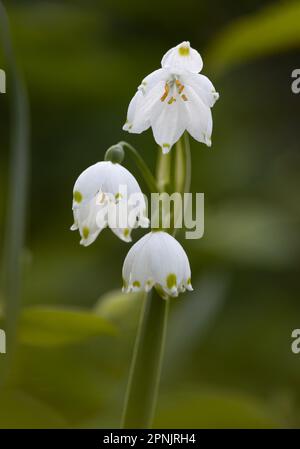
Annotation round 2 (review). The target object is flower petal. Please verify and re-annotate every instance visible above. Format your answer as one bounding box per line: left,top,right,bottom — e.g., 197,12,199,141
150,99,186,152
75,197,107,247
161,41,203,74
122,232,152,290
139,68,168,94
72,162,109,208
123,90,150,133
103,162,142,198
184,72,219,108
184,85,213,146
111,226,132,243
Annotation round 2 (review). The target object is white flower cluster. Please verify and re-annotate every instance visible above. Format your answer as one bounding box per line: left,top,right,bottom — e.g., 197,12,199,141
71,42,219,298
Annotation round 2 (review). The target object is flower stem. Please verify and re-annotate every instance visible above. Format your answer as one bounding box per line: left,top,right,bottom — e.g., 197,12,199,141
0,2,30,385
172,132,192,235
175,132,191,197
118,141,159,193
183,132,192,194
121,291,170,428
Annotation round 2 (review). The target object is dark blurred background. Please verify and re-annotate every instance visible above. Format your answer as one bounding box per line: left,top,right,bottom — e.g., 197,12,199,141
0,0,300,428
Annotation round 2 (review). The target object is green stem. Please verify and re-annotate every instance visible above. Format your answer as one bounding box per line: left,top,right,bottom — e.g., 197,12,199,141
121,291,170,429
183,132,192,194
156,148,171,193
173,133,192,235
118,141,159,193
0,2,30,384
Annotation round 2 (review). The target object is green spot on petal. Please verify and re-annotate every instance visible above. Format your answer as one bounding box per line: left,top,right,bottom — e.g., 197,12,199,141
115,192,122,200
82,227,90,239
133,281,141,288
73,190,83,203
162,143,170,148
166,273,177,289
123,228,130,238
178,46,190,56
187,277,192,285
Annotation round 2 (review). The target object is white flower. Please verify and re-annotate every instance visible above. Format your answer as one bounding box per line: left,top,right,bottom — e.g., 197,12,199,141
123,41,219,153
71,161,149,246
122,231,193,298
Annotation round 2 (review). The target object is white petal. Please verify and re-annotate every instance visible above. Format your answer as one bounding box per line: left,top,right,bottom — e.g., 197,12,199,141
184,72,219,108
150,99,186,152
148,232,186,294
124,69,170,136
122,232,152,290
184,85,213,146
161,41,203,74
111,226,132,243
123,90,150,133
127,200,149,229
103,163,143,198
80,229,102,247
139,68,168,94
72,161,109,208
75,196,107,246
135,80,166,126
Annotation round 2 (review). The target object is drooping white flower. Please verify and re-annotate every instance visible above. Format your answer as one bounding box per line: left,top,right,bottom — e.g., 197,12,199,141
71,161,149,246
122,231,193,298
123,41,219,153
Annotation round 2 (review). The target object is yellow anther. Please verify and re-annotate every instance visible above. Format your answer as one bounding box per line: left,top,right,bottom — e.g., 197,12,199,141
160,83,170,102
168,96,176,104
181,94,188,101
175,79,185,94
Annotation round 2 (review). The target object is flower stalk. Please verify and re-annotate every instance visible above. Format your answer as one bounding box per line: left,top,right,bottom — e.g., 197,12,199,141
173,132,191,234
118,141,159,193
121,290,170,429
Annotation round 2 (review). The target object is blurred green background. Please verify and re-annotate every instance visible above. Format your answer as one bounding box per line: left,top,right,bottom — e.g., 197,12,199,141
0,0,300,428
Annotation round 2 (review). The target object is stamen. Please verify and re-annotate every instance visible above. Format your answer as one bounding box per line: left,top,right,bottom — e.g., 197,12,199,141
160,83,170,102
175,80,185,94
167,96,176,104
181,94,188,101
